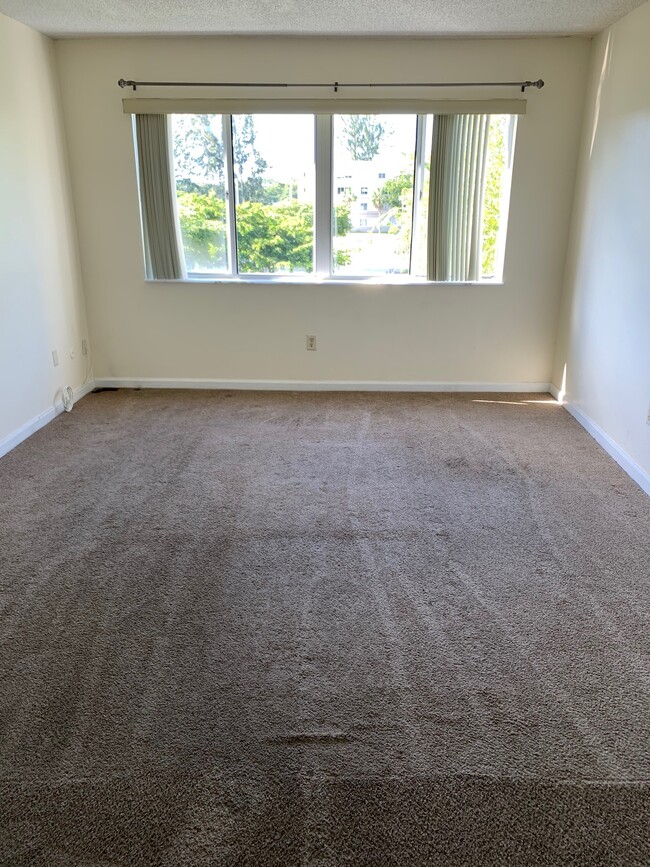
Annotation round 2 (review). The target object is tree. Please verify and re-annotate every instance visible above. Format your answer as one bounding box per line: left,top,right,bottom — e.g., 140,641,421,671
481,117,506,277
176,190,228,272
173,114,267,199
173,115,225,187
236,201,313,272
372,171,413,216
174,115,353,272
370,171,413,258
175,190,352,273
334,204,352,236
232,115,268,202
342,116,386,161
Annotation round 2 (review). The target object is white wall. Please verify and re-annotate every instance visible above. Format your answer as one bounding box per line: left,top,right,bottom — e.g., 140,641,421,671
553,1,650,483
54,36,590,387
0,13,89,448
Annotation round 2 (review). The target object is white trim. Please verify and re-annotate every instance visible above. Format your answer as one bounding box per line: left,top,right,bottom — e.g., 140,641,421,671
167,117,187,280
314,114,333,276
223,114,238,274
0,381,95,460
549,383,562,402
93,377,551,393
410,113,428,274
145,275,506,286
558,399,650,497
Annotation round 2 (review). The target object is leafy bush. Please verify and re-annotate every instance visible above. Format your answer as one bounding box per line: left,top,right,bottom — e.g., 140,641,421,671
176,189,352,273
482,118,506,277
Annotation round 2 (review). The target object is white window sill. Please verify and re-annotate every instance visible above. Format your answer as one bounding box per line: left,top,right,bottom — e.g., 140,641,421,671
146,275,504,287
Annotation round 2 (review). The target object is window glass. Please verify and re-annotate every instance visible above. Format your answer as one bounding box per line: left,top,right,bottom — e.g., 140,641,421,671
172,114,229,275
481,115,517,280
410,116,434,279
332,115,417,276
231,114,315,274
159,111,517,282
411,114,516,281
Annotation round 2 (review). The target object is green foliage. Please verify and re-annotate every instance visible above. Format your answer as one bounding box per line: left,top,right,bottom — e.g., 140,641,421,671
176,189,352,273
372,171,413,215
342,116,386,161
232,114,267,190
174,115,353,272
481,117,506,277
176,177,223,196
371,171,413,257
232,115,268,203
334,204,352,236
176,189,228,272
173,114,268,196
236,201,313,273
252,180,293,205
173,115,225,185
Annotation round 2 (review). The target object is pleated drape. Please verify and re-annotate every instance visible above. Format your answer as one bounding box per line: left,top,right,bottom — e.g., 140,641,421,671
427,114,490,282
135,114,183,280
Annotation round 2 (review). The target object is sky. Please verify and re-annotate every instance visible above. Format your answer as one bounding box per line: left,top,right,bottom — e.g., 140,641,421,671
250,113,417,185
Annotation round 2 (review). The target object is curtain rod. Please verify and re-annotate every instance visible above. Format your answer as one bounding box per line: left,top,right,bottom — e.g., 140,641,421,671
118,78,544,93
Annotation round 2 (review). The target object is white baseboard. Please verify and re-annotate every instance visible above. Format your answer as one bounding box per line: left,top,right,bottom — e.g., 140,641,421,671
0,380,95,460
554,392,649,497
548,383,562,402
93,377,552,394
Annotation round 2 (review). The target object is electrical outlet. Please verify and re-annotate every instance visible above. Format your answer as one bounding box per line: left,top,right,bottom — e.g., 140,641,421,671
52,350,59,367
82,339,88,356
306,335,317,351
69,348,75,360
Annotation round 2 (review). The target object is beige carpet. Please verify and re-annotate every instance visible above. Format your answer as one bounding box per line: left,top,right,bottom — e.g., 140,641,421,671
1,389,649,865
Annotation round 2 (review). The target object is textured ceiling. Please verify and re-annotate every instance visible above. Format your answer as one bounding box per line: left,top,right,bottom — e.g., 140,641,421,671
0,0,645,37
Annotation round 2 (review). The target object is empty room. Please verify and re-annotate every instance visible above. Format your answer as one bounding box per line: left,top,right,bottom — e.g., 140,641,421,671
1,0,649,863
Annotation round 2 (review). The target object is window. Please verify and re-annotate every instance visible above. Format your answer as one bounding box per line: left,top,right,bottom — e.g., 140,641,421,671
332,114,416,276
139,110,518,281
172,115,230,275
232,114,315,274
173,114,315,276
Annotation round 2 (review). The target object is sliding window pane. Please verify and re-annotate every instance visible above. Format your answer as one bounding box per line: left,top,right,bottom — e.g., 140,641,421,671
332,115,417,276
232,114,315,274
481,115,517,281
410,115,434,278
172,115,229,275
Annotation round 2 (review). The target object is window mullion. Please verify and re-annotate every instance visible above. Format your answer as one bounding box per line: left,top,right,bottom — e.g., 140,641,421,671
409,114,427,276
314,114,333,277
223,115,238,276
